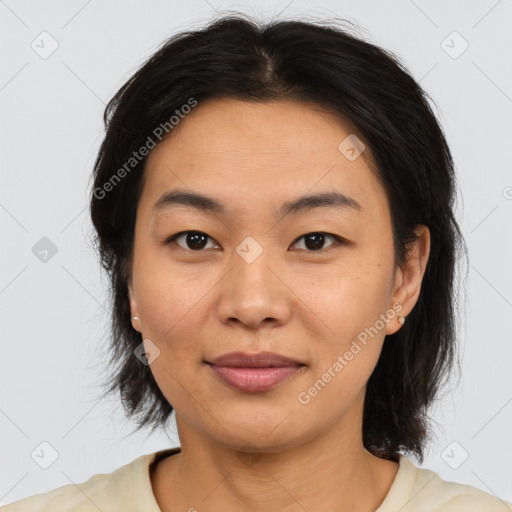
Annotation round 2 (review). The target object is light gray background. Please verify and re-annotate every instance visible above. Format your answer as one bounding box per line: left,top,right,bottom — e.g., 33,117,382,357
1,0,511,506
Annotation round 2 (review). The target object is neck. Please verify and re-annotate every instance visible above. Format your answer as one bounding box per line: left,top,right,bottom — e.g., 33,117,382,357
151,408,399,511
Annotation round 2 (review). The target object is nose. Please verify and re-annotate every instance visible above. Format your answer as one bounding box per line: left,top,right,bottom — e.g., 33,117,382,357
216,245,292,330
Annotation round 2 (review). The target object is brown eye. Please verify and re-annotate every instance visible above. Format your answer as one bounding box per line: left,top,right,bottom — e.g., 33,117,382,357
166,231,220,251
290,232,343,252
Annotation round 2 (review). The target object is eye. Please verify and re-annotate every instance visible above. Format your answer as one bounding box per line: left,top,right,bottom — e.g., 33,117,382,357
289,232,344,252
165,231,220,251
164,230,346,253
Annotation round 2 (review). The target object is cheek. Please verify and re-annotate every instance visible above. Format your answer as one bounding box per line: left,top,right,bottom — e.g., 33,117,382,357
298,261,392,378
134,274,212,414
295,257,391,332
298,277,388,411
137,282,208,354
133,246,214,338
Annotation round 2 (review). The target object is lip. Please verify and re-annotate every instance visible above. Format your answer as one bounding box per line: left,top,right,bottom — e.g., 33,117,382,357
206,351,304,368
205,351,305,392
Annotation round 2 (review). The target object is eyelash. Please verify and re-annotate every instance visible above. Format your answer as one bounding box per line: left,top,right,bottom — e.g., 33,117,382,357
163,231,346,253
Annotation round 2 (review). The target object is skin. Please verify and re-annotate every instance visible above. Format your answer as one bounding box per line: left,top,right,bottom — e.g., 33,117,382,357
128,97,430,512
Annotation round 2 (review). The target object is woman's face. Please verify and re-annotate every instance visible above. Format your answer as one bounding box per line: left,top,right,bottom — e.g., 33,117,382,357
128,97,428,452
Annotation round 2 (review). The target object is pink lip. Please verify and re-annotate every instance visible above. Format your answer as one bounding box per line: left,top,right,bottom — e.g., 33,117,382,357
208,365,303,392
205,351,305,392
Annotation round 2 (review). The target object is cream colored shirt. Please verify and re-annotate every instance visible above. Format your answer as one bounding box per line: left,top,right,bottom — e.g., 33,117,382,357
2,447,511,511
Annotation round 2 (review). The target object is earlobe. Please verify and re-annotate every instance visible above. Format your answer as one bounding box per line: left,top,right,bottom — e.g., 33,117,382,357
128,283,141,332
385,300,406,335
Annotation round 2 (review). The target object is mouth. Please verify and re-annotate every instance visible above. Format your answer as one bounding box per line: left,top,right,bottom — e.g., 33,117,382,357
204,351,306,392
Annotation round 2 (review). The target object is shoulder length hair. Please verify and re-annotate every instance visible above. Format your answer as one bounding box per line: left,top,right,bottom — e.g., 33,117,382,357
89,13,467,463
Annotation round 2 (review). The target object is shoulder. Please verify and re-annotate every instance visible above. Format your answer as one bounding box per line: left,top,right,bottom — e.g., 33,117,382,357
378,455,512,512
0,450,170,512
411,463,512,511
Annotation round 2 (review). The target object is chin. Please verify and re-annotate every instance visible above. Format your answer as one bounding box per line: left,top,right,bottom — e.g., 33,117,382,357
209,415,311,453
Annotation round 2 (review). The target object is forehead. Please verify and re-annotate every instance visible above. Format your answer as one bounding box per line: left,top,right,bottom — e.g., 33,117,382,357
140,98,387,221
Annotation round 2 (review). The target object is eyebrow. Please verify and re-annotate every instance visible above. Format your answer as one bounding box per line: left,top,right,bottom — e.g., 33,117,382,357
152,188,362,218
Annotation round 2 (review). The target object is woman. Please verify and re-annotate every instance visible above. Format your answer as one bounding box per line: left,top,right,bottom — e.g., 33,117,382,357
3,13,511,512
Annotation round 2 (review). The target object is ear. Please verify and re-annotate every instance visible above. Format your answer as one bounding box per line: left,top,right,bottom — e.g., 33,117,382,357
128,278,142,333
386,225,430,335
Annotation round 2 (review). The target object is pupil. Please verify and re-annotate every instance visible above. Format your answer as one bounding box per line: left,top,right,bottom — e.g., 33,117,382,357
187,231,207,250
305,233,324,250
184,232,326,251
